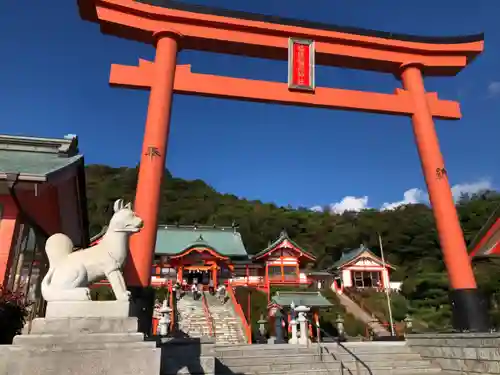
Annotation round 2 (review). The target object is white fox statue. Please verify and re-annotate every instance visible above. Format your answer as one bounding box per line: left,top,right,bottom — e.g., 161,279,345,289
41,199,144,302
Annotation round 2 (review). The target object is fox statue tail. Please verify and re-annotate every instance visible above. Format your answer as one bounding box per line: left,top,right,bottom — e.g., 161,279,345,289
41,234,90,301
44,233,74,269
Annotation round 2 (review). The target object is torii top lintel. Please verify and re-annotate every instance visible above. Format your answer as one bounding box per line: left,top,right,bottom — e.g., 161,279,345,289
79,0,484,76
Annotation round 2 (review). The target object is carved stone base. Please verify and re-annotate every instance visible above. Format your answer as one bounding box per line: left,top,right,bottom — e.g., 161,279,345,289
45,300,131,318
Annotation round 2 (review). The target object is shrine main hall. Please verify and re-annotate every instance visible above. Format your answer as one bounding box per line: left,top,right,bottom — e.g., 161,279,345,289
130,225,319,289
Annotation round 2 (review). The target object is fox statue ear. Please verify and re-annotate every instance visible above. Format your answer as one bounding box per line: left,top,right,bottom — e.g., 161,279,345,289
113,199,125,213
124,202,132,210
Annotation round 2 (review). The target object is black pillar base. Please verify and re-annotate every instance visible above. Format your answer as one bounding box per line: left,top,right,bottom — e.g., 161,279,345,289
449,288,490,332
128,286,156,336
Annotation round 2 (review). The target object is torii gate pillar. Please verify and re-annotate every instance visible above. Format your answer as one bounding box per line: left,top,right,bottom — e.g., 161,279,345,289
400,63,488,331
125,31,180,329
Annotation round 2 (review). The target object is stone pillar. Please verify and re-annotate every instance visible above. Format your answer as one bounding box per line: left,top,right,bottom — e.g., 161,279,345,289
298,313,308,345
289,319,298,344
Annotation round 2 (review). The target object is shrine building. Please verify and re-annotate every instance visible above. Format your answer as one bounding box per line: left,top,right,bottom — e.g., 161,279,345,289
329,245,394,292
146,226,317,289
0,134,89,305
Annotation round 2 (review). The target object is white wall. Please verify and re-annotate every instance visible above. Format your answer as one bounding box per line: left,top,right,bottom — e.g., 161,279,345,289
342,269,352,287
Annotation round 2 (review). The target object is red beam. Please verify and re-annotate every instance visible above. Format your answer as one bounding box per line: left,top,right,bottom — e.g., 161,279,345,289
87,0,483,75
109,61,461,119
470,218,500,258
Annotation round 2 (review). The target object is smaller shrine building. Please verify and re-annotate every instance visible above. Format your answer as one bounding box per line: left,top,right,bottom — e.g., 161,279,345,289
329,245,395,291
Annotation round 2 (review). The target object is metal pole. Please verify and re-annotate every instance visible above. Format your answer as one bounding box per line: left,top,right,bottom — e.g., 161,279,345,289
378,233,395,336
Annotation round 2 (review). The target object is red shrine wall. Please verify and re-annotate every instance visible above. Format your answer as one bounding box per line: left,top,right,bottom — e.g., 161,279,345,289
0,183,65,287
17,184,62,235
0,195,18,287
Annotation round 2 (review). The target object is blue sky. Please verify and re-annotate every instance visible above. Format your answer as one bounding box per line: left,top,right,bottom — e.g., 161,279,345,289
0,0,498,211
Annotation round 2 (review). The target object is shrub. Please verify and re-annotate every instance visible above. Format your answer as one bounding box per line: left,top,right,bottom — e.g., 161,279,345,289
0,287,31,344
90,285,115,301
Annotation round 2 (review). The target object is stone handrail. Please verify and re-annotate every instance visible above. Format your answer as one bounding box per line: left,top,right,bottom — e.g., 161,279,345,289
167,280,175,332
226,282,252,344
314,322,374,375
201,292,215,337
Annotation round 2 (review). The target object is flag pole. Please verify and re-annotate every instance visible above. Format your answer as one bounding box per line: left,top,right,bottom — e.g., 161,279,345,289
378,232,395,336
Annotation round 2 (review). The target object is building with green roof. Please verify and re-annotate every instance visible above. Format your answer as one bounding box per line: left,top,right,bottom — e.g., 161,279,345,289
0,133,89,304
150,224,251,286
148,227,319,289
328,244,395,291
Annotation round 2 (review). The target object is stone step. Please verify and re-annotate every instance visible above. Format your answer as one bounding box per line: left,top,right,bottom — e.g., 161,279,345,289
11,340,157,352
219,353,433,367
216,363,443,375
215,343,315,355
13,332,145,346
216,369,444,375
217,346,417,358
325,343,414,354
27,317,138,334
216,370,335,375
329,352,426,361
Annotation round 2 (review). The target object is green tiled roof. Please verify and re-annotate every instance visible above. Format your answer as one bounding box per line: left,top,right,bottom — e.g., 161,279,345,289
0,134,82,181
0,151,82,178
271,291,333,308
155,225,250,258
253,230,316,260
330,244,394,269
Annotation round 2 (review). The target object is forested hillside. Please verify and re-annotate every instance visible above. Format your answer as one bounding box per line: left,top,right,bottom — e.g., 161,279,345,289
85,164,500,329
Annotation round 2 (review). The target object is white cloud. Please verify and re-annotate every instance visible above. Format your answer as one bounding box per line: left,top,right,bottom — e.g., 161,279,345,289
310,205,324,212
381,188,426,211
450,179,492,201
488,81,500,96
312,179,494,214
330,196,369,214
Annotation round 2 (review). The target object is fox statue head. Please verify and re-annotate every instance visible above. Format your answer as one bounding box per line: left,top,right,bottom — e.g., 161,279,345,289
108,199,144,234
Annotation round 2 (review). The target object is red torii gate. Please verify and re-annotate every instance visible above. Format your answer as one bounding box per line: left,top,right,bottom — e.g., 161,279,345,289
78,0,487,331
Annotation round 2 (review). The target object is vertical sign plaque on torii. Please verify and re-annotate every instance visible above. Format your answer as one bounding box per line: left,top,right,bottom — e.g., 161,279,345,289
288,38,315,92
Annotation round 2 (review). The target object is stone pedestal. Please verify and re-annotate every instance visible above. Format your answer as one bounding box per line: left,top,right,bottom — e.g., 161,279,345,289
0,301,161,375
298,314,309,345
289,320,298,344
45,300,132,318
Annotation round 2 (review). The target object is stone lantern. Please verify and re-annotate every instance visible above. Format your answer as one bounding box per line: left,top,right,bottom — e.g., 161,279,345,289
335,314,345,339
257,314,268,343
294,305,310,345
157,299,172,336
289,302,299,344
404,314,413,334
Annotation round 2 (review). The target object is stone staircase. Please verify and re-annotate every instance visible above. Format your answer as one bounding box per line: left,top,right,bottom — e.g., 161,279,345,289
205,292,247,345
176,295,212,338
334,290,391,337
215,341,454,375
